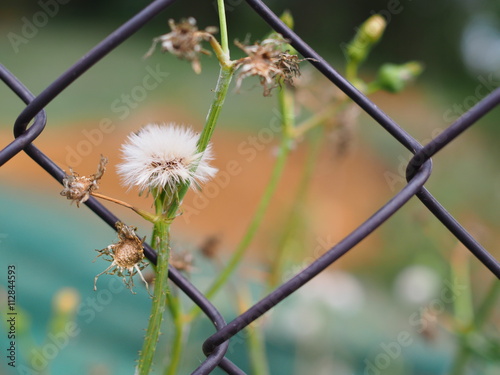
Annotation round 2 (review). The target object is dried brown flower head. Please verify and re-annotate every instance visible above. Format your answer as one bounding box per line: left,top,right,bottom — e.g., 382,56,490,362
234,37,303,96
170,251,194,273
144,17,217,74
199,235,221,259
60,155,108,207
275,51,302,84
94,222,149,294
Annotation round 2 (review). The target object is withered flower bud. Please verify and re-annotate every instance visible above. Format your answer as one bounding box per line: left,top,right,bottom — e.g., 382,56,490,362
144,17,217,74
170,251,194,273
94,222,150,294
234,37,304,96
199,235,221,259
60,155,108,207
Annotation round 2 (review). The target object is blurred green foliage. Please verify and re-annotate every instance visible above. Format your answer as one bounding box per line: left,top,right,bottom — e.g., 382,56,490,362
2,0,500,136
0,0,491,84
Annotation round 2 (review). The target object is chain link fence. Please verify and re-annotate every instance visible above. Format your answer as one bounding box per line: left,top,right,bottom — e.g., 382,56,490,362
1,0,499,374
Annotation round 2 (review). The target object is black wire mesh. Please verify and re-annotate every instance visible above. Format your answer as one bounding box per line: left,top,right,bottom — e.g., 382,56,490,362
1,0,499,374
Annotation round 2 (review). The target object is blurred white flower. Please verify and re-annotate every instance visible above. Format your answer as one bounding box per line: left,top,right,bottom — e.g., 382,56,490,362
304,271,366,314
394,265,440,305
117,123,217,193
272,271,366,342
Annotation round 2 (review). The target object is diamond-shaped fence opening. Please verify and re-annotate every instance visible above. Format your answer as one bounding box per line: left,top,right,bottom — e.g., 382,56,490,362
1,1,499,374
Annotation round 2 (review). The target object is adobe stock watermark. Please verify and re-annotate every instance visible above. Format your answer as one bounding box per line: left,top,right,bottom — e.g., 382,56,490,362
280,234,335,283
182,107,286,223
226,234,334,354
383,126,445,192
7,0,72,54
384,70,500,192
15,277,127,375
65,64,169,167
443,71,500,123
363,277,467,375
15,321,80,375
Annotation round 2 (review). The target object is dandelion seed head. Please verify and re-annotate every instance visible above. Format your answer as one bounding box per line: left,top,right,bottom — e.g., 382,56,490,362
117,123,217,193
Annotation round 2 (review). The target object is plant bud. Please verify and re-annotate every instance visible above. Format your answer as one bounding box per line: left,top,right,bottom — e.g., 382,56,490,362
376,61,424,93
346,14,387,64
280,10,294,30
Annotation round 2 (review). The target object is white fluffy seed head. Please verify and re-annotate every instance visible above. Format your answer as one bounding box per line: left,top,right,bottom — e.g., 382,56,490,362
117,123,217,193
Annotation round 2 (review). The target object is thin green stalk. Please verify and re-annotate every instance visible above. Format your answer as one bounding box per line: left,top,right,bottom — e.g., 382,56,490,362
166,65,234,219
137,193,171,375
449,279,500,375
163,290,184,375
189,86,294,320
148,66,234,375
452,251,473,329
197,66,234,153
345,60,358,82
237,283,270,375
246,323,270,375
474,280,500,329
216,0,229,57
140,16,233,372
197,134,291,302
268,127,324,288
365,81,382,95
448,347,469,375
292,105,336,139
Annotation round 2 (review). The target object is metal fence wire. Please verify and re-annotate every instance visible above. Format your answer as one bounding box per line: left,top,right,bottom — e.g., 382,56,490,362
1,0,499,374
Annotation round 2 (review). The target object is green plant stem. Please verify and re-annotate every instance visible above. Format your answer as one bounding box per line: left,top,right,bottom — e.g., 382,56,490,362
141,57,234,375
163,290,184,375
90,192,159,223
452,251,473,329
474,280,500,329
216,0,229,58
345,60,358,82
365,81,382,95
449,279,500,375
233,284,270,375
246,321,270,375
137,193,171,375
268,126,324,288
188,86,294,320
197,66,234,153
292,106,335,139
197,133,291,303
166,65,234,220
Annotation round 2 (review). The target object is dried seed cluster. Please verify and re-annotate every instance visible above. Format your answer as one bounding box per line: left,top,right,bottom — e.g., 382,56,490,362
145,17,217,74
234,37,303,96
60,155,108,207
94,222,150,294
